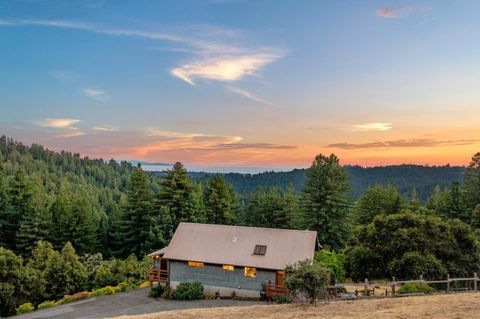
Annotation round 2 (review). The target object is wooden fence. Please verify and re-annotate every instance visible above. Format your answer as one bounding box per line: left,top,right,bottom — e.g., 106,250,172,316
329,273,479,298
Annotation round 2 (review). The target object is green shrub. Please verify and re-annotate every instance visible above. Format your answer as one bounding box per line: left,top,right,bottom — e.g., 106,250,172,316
149,284,165,298
91,286,116,296
398,282,435,295
273,296,292,303
38,300,56,310
172,282,204,300
115,282,130,292
315,249,347,282
162,286,174,299
16,303,34,314
285,259,331,304
388,252,447,280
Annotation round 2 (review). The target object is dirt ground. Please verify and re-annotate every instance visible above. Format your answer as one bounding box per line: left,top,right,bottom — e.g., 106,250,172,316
115,293,480,319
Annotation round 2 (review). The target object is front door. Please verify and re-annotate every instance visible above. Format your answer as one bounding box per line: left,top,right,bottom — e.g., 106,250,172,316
276,271,285,286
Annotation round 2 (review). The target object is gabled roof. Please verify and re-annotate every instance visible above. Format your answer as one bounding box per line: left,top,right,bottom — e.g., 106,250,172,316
148,246,168,257
162,222,317,270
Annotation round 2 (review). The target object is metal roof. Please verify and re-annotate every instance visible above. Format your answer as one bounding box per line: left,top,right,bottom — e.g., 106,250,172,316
162,222,317,270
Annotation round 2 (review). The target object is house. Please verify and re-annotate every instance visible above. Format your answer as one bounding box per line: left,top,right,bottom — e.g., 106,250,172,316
148,222,318,298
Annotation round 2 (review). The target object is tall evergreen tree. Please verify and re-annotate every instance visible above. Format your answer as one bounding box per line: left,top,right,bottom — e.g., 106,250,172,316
245,187,299,229
0,169,34,250
154,162,205,241
204,174,237,225
0,166,8,212
446,181,468,222
300,154,351,250
116,165,153,257
463,152,480,214
15,209,49,258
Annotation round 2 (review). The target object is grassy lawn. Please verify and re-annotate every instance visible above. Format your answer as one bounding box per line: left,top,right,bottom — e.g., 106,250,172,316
117,293,480,319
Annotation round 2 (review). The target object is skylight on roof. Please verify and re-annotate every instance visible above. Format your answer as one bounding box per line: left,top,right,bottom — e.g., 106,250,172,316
253,245,267,255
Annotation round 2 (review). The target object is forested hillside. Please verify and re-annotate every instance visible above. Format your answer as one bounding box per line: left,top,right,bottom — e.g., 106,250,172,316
1,135,480,316
186,165,465,201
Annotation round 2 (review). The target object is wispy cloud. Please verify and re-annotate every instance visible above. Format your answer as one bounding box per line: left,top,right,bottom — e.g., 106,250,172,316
376,7,412,19
54,130,86,138
226,86,275,106
92,126,118,132
327,139,480,150
171,52,281,85
350,122,393,131
0,19,283,86
212,143,295,150
33,118,81,128
83,88,109,101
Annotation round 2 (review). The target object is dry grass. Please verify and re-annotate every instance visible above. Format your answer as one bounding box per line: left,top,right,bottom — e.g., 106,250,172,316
116,293,480,319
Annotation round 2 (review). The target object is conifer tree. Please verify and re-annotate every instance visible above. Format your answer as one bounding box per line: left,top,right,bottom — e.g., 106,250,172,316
300,154,351,250
15,209,49,258
204,174,237,225
116,165,153,257
463,152,480,215
155,162,192,229
1,170,34,250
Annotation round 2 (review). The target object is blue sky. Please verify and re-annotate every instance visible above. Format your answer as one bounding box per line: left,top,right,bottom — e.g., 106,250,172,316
1,0,480,172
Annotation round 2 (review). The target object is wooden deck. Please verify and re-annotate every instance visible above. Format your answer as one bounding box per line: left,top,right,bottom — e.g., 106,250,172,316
148,268,169,284
266,283,288,299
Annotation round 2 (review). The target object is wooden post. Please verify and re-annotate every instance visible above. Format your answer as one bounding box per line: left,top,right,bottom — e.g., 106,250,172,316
447,274,450,293
391,276,396,297
474,273,478,291
364,278,369,297
419,275,424,291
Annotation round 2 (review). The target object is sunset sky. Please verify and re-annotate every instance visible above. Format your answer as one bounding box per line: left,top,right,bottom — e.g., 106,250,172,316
1,0,480,172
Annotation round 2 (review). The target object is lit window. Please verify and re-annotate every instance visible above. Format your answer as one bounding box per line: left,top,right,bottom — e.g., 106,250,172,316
253,245,267,255
223,265,234,271
244,267,256,277
188,261,204,267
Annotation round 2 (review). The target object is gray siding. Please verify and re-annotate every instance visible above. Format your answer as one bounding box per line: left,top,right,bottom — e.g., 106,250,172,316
169,260,276,291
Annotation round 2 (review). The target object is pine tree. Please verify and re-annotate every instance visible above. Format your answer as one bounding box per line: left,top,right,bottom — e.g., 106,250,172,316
204,174,237,225
155,162,192,230
447,181,468,222
300,154,351,250
1,169,34,250
0,165,8,212
245,187,295,228
408,187,422,212
69,194,99,255
116,165,153,257
48,193,74,250
463,152,480,215
15,210,50,258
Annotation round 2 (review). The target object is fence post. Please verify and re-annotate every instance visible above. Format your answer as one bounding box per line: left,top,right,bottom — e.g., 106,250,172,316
391,276,396,297
419,275,424,291
474,273,478,291
447,274,450,293
364,278,369,297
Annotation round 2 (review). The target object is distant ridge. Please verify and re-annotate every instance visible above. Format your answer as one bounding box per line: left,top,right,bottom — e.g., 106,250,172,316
158,165,466,201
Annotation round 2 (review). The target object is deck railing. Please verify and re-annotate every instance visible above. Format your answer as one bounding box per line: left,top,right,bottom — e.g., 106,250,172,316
266,283,288,299
147,268,169,283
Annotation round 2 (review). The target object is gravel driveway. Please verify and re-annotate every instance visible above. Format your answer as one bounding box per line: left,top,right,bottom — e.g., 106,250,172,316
12,288,261,319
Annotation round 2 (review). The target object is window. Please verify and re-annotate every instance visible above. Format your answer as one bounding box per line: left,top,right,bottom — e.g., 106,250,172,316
244,267,256,277
223,265,235,271
187,261,204,267
253,245,267,255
